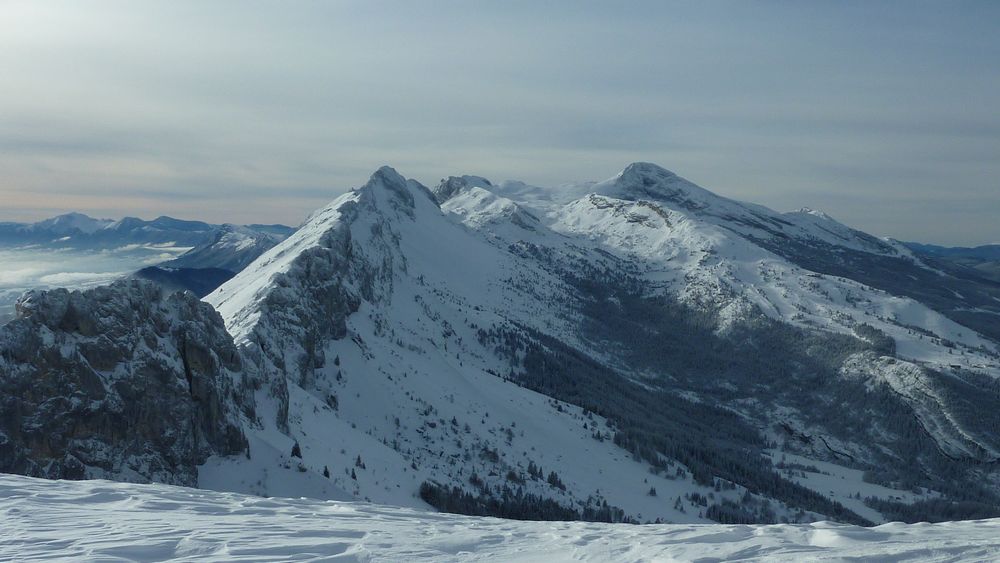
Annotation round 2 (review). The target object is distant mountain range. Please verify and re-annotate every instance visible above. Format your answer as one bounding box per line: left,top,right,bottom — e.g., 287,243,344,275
135,223,296,296
0,212,294,250
904,242,1000,283
0,212,295,298
2,165,1000,527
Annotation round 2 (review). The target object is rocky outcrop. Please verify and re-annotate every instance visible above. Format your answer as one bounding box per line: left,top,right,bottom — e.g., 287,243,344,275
0,280,250,486
207,167,415,430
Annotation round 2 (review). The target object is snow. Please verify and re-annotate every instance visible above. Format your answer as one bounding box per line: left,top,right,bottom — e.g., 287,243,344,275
543,179,999,378
196,164,1000,521
33,212,113,235
2,474,998,562
766,450,938,524
2,163,999,562
207,190,362,344
204,169,731,521
6,163,1000,554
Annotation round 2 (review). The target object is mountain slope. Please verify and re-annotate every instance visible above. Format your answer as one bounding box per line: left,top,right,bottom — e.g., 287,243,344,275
5,163,1000,527
201,164,1000,524
164,224,295,271
906,242,1000,283
206,167,730,522
132,224,295,297
132,266,237,298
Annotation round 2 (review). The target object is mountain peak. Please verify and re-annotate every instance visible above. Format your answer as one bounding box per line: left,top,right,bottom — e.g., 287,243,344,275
433,175,494,204
594,162,715,209
359,165,430,211
613,162,692,193
35,212,111,234
48,211,96,221
791,207,835,222
619,161,679,181
370,165,406,185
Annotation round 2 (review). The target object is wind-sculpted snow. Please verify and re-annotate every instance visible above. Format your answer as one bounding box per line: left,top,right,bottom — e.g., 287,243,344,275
3,474,1000,562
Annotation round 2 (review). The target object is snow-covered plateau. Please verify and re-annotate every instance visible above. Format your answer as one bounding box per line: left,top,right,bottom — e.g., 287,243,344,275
2,473,999,562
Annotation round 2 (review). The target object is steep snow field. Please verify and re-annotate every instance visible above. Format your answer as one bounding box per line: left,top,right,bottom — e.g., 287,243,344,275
2,474,998,562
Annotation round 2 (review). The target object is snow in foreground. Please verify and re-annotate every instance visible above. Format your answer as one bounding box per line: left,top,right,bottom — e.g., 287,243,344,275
2,475,999,562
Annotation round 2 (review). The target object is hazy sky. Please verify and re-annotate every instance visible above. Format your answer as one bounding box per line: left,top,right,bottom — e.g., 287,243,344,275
1,1,998,245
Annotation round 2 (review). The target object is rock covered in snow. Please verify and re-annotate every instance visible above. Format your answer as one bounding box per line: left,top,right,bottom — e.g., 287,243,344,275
0,279,250,485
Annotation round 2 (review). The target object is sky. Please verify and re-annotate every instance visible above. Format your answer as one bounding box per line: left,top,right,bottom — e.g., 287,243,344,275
1,1,998,245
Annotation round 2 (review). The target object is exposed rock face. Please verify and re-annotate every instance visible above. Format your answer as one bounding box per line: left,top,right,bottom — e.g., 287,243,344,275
0,280,249,486
208,167,415,430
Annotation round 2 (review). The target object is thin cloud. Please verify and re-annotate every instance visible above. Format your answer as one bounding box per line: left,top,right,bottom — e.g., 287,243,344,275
0,1,998,245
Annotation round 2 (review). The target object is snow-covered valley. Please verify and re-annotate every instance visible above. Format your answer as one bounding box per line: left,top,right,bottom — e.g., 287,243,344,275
3,473,999,562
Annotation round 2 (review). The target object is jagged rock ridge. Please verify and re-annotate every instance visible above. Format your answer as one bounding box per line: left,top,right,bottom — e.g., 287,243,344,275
0,280,250,486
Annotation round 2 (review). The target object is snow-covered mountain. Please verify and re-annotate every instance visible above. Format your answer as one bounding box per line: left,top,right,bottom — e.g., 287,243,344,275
4,163,1000,527
0,212,293,252
907,242,1000,283
163,224,295,272
0,213,208,248
28,212,114,235
133,224,296,297
0,213,294,313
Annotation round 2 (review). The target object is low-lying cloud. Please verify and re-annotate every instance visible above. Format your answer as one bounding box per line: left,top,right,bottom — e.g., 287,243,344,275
0,246,180,309
36,272,128,287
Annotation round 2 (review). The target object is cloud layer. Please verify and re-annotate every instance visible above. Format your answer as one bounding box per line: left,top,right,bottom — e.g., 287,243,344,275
1,1,998,245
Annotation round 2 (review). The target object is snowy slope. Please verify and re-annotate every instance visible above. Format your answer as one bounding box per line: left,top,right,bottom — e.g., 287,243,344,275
196,164,1000,524
440,166,1000,460
6,162,1000,528
165,224,291,271
548,164,997,372
205,168,731,522
449,165,995,378
2,474,999,562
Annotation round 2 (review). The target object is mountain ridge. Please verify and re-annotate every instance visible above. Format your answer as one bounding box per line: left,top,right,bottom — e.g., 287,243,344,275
200,163,1000,521
4,162,1000,526
0,212,294,250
